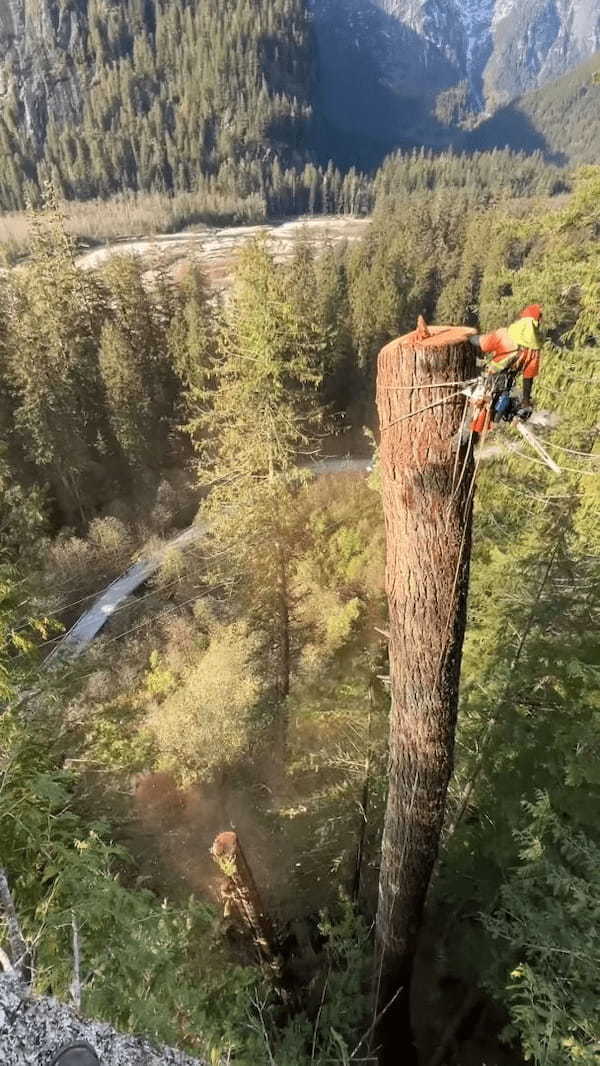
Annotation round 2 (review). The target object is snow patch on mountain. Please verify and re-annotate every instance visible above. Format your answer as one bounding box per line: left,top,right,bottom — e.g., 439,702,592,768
491,0,517,27
458,0,496,99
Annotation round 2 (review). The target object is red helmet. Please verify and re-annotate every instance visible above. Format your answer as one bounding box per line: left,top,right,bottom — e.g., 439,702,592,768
520,304,543,321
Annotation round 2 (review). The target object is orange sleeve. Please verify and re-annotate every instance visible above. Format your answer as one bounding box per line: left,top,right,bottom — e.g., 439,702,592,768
521,350,541,379
479,330,502,354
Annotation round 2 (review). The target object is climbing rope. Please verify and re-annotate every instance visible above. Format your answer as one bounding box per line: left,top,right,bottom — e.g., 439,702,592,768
542,440,600,460
381,378,478,391
380,388,468,431
508,447,599,477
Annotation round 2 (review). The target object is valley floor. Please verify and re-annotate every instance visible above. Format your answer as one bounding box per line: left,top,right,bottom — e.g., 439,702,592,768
75,216,371,287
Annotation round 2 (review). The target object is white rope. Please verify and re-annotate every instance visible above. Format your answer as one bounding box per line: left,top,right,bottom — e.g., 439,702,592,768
508,447,600,477
381,378,478,391
381,389,467,431
544,440,600,460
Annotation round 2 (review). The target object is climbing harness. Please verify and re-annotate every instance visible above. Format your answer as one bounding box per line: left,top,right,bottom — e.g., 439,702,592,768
379,315,597,478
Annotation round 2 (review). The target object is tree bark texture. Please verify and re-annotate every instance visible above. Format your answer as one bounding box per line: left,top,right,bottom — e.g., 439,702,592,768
211,831,277,964
374,326,476,1060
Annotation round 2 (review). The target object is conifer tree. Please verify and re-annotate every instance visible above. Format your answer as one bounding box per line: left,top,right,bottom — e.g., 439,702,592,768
168,264,216,424
314,244,356,410
99,256,176,479
7,193,108,523
195,238,323,702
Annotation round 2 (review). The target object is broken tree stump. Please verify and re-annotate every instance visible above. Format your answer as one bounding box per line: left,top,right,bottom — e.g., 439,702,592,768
373,322,477,1063
211,831,277,965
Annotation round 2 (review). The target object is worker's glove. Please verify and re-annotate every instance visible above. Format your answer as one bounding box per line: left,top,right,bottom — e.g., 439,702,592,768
469,335,483,349
517,406,533,422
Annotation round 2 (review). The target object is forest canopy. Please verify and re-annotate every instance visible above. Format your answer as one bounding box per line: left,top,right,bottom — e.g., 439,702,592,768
1,163,599,1065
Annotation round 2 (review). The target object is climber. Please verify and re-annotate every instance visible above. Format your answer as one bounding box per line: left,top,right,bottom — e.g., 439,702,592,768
468,304,543,434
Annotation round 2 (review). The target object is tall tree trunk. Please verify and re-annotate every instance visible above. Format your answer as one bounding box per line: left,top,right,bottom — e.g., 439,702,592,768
276,546,290,700
373,325,476,1063
352,680,374,906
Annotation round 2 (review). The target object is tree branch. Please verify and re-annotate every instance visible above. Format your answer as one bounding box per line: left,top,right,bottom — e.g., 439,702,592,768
0,867,31,984
70,911,82,1010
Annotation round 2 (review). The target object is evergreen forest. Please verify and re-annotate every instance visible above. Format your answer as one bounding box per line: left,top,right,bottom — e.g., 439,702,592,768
0,0,597,223
0,0,322,214
1,145,599,1064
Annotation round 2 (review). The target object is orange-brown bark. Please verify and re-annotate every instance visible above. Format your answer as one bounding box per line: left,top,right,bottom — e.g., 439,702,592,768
374,325,476,1062
211,831,277,962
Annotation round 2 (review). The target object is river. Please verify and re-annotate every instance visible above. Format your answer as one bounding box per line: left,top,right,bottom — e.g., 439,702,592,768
77,215,371,287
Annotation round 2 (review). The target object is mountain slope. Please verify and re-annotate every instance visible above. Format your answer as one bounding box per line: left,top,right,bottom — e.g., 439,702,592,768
0,0,313,208
469,53,600,163
0,0,598,209
311,0,600,159
486,0,600,105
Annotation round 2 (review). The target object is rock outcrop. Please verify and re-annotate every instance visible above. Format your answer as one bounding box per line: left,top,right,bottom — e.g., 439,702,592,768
312,0,600,124
0,974,206,1066
0,0,85,144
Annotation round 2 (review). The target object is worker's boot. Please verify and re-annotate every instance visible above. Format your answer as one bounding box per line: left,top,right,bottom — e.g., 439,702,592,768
50,1043,101,1066
516,376,534,421
517,405,533,421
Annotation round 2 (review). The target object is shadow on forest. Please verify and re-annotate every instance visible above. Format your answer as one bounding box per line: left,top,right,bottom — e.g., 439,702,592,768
465,103,567,165
311,0,561,172
311,0,461,170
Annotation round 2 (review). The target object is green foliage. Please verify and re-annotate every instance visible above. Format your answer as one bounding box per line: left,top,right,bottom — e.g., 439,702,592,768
6,198,109,522
483,796,600,1066
81,696,157,774
0,707,264,1056
189,237,327,704
146,622,262,783
0,444,47,561
168,264,215,417
198,237,323,489
0,193,214,526
98,255,177,471
315,900,372,1056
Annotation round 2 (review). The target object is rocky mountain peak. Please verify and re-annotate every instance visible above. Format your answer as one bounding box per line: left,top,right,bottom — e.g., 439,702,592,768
313,0,600,110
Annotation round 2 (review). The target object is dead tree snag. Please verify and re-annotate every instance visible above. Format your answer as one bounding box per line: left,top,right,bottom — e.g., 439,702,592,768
374,323,477,1062
0,867,31,984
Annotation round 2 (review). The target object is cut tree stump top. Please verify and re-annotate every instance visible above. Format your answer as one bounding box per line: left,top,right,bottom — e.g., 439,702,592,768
211,831,238,859
380,325,477,353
